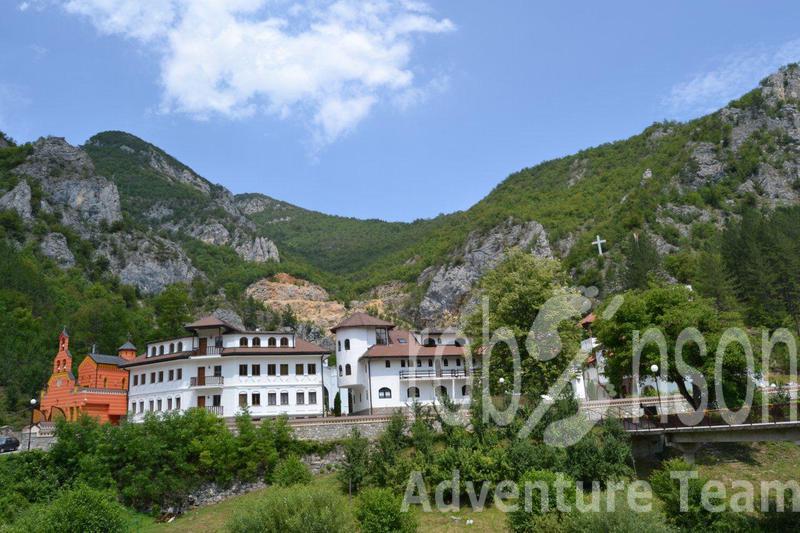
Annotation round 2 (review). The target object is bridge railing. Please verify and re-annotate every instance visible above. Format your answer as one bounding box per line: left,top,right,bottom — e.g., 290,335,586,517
620,401,800,432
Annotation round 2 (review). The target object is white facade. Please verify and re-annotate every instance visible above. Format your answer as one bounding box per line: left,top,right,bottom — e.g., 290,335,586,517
125,319,328,420
332,315,473,414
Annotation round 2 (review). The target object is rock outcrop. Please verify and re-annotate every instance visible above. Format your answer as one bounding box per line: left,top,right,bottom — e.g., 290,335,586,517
40,232,75,268
417,219,552,324
235,236,280,263
0,180,32,220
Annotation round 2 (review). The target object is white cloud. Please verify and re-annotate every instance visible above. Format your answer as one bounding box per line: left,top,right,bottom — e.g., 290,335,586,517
665,38,800,118
57,0,455,147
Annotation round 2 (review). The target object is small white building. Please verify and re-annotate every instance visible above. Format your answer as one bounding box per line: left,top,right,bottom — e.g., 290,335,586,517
123,316,329,420
331,313,474,414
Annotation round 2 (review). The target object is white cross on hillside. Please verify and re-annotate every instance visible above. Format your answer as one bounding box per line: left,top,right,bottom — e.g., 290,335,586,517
593,235,606,256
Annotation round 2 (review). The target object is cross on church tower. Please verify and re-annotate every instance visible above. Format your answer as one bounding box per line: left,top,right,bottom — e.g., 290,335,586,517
593,235,606,256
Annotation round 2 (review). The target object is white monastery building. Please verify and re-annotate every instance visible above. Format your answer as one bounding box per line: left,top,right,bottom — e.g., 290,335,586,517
331,313,474,414
123,316,329,420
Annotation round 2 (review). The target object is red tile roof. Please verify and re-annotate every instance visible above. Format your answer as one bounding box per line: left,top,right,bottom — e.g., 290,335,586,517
330,312,395,333
362,329,465,358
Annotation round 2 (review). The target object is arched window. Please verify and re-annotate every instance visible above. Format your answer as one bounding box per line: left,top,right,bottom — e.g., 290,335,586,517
338,365,343,377
443,358,449,367
177,341,183,352
169,343,175,353
461,385,470,396
407,386,420,398
424,338,436,347
378,387,392,399
151,347,157,357
436,386,448,399
345,364,352,376
268,337,277,347
239,337,248,347
252,337,261,347
337,341,341,351
159,345,164,355
280,337,289,347
344,339,351,350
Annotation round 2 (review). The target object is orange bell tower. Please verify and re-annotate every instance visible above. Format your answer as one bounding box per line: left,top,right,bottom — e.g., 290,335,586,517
54,327,72,374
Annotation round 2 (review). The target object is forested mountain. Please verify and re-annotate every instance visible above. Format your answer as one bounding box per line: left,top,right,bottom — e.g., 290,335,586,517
3,63,800,423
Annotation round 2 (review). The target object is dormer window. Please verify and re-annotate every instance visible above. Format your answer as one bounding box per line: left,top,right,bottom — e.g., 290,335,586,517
150,347,156,357
376,328,388,346
252,337,261,347
159,345,164,355
239,337,248,347
268,337,276,347
280,337,289,347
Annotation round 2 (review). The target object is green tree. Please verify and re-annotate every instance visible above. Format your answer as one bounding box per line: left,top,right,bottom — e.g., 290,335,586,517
355,488,417,533
464,250,583,398
272,456,312,487
338,428,370,495
595,285,750,409
153,284,191,338
620,231,661,290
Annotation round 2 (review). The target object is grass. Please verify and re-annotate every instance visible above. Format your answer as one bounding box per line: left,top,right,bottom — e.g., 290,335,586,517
695,441,800,494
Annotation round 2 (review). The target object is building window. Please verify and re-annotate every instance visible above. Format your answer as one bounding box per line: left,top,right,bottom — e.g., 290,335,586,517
376,328,388,345
159,345,164,355
416,359,422,367
344,339,350,350
177,341,183,352
150,372,156,383
239,393,247,408
239,337,248,347
176,397,181,410
253,337,261,347
131,402,135,413
139,401,144,413
443,359,449,367
280,364,288,376
461,385,470,396
296,364,304,375
378,387,392,399
122,378,126,389
151,347,156,357
385,360,391,368
103,377,107,388
169,343,175,353
308,364,316,375
407,386,420,398
338,365,343,377
158,371,164,382
133,374,138,386
149,400,154,412
296,391,305,405
252,364,260,376
169,369,174,381
239,364,248,376
401,360,406,367
213,394,221,407
279,337,288,347
309,391,317,404
157,399,162,411
177,368,182,380
167,398,173,410
268,392,276,406
345,364,351,376
428,359,433,367
456,358,462,367
252,393,261,406
337,341,341,351
280,392,289,405
268,337,276,347
268,364,276,376
436,386,448,399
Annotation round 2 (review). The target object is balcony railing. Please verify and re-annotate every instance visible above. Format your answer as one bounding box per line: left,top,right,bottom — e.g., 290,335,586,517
197,345,222,356
399,368,470,380
201,405,224,416
77,387,128,395
190,376,224,387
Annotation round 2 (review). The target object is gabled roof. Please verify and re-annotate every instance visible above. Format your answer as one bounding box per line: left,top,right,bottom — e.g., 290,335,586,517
362,329,466,358
184,315,241,333
87,353,125,366
118,341,137,351
330,312,395,333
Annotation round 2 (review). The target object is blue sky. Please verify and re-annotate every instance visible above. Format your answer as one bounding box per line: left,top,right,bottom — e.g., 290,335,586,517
2,1,800,221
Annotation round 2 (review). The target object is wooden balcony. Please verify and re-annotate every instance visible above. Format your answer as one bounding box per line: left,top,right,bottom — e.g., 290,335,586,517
190,376,224,387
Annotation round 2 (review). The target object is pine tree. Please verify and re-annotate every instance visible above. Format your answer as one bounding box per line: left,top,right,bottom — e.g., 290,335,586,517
621,231,660,290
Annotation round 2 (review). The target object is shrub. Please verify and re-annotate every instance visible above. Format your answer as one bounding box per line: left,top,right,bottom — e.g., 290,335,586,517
8,485,128,533
338,428,370,495
272,456,312,487
507,469,575,533
227,486,354,533
563,491,677,532
650,458,719,531
355,487,417,533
